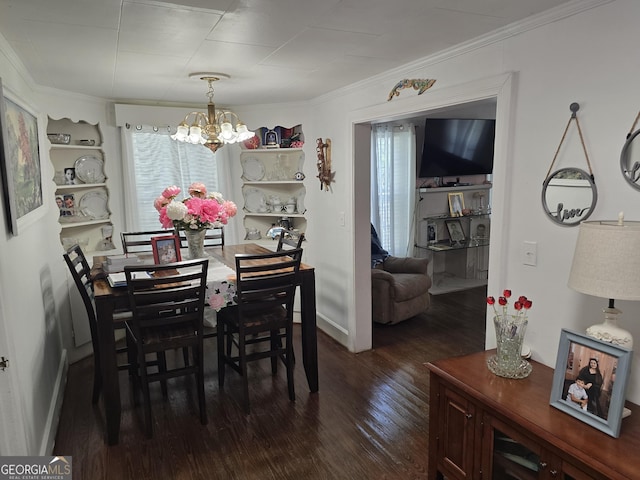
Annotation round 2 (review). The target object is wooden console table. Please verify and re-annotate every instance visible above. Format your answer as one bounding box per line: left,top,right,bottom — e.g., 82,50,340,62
427,350,640,480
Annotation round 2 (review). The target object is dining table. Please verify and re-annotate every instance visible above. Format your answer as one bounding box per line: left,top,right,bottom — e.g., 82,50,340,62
91,243,318,445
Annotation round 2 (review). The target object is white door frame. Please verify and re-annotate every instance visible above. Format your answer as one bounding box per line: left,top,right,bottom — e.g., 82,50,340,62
349,72,515,352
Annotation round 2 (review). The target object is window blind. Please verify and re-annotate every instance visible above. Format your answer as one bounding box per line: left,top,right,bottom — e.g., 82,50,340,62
126,128,222,231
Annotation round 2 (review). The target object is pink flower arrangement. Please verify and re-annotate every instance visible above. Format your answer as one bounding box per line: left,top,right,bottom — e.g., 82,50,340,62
155,183,237,231
487,289,533,317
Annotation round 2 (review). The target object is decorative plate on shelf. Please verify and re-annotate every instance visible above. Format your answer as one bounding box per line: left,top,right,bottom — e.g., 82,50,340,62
243,188,267,213
241,156,266,181
74,155,105,183
78,191,109,219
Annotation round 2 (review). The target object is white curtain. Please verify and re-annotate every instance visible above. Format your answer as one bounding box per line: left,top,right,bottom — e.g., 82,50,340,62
371,123,416,256
120,125,233,235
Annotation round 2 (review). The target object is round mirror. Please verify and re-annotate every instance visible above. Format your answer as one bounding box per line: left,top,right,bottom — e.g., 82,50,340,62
620,129,640,191
541,167,597,226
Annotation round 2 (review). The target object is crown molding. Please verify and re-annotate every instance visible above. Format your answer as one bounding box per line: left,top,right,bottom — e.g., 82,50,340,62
312,0,613,106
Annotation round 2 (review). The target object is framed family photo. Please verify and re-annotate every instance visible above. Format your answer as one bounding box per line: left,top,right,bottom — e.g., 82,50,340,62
426,221,437,244
448,192,465,217
0,78,44,235
550,329,632,438
445,219,465,244
152,235,182,265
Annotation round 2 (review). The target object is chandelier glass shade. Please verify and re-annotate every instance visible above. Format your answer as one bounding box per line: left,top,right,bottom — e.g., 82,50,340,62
171,74,255,153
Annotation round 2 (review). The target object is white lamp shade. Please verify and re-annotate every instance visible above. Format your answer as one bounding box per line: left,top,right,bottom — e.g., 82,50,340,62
568,220,640,301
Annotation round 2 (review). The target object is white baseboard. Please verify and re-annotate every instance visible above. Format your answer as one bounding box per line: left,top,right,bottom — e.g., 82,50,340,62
40,349,68,455
316,313,349,348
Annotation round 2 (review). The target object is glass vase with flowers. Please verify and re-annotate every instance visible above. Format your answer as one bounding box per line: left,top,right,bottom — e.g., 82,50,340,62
486,289,533,379
154,182,237,259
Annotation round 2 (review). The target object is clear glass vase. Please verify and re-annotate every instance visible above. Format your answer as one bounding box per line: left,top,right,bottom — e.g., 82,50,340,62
487,314,532,379
184,229,207,259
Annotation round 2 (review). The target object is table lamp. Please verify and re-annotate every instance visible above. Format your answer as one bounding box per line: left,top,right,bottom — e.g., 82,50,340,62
567,213,640,349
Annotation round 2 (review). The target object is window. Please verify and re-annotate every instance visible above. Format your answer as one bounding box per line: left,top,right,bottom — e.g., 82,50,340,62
371,123,416,256
122,126,230,232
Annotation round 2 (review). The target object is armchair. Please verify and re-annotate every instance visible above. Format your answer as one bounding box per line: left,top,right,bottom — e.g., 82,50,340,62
371,256,432,325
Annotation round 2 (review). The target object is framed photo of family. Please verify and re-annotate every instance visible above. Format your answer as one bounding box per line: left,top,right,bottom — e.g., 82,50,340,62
152,235,182,265
448,192,465,217
445,219,465,244
0,77,44,235
549,329,632,438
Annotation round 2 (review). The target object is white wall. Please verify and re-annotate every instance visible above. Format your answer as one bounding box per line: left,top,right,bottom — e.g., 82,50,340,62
492,0,640,404
0,37,68,454
301,0,640,403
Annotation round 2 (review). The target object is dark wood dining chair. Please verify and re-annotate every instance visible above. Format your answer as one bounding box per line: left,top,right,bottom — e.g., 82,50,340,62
121,229,173,254
175,226,224,248
63,244,136,404
276,231,304,252
124,258,209,437
217,249,302,413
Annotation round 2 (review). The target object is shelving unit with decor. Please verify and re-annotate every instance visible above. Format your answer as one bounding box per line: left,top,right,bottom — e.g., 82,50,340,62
49,117,113,348
414,184,491,294
240,144,307,246
48,117,113,254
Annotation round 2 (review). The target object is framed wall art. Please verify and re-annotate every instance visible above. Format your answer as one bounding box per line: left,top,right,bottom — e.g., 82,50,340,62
550,329,632,438
0,78,44,235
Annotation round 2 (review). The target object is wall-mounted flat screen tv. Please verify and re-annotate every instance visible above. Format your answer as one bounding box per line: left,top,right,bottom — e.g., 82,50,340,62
418,118,495,178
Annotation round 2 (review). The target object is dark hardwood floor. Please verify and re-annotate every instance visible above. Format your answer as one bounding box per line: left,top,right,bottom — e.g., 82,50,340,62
54,286,487,479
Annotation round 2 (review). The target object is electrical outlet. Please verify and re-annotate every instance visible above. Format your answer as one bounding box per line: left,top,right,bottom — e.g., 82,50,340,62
522,241,537,266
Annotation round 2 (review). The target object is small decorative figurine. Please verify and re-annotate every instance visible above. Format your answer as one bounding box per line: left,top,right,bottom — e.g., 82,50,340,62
387,78,436,101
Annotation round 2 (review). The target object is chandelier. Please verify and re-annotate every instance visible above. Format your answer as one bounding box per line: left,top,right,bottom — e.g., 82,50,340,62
171,73,255,153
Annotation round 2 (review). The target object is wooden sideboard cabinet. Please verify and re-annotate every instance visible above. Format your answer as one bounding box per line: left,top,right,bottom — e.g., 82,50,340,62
427,350,640,480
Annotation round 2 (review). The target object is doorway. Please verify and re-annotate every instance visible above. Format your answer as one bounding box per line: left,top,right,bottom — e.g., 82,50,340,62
349,73,515,353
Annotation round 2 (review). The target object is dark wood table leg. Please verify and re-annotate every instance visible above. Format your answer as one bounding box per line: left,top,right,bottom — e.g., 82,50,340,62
300,271,318,392
95,297,121,445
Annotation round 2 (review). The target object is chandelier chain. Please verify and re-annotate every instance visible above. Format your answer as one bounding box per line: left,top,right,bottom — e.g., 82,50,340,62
206,79,215,104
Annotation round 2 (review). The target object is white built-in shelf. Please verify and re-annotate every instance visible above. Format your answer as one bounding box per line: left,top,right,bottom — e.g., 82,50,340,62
418,184,492,194
59,218,111,229
54,183,106,191
243,181,303,185
243,212,305,218
49,144,102,151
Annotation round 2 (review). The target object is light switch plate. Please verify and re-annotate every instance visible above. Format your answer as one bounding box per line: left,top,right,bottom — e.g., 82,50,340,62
522,241,537,266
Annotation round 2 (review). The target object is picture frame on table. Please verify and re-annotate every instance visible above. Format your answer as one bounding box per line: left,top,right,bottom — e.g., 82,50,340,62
0,77,44,235
550,329,632,438
152,235,182,265
445,219,465,244
448,192,465,217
